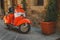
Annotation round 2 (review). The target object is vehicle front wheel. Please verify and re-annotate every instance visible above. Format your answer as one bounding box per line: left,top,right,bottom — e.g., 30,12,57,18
18,23,31,34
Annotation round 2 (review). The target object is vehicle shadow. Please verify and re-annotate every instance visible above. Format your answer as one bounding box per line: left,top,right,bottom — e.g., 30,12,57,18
5,28,21,33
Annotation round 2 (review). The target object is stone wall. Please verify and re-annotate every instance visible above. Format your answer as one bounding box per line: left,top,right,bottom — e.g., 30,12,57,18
57,16,60,33
4,0,8,14
56,0,60,33
26,0,48,27
3,0,22,14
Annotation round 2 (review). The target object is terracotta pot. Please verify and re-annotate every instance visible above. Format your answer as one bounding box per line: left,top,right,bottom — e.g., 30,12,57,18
40,22,56,35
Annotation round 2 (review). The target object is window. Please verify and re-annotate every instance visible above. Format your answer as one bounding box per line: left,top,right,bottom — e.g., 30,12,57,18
34,0,44,6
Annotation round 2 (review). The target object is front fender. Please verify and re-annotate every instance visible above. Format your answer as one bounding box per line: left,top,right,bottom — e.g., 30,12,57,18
14,19,32,26
3,16,10,24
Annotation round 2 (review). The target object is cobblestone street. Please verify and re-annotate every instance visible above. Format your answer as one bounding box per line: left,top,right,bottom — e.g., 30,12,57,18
0,19,60,40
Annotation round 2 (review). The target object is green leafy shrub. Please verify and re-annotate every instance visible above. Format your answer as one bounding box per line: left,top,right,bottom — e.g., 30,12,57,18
44,0,57,22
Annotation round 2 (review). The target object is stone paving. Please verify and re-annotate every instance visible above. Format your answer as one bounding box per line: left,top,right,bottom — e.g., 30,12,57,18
0,19,60,40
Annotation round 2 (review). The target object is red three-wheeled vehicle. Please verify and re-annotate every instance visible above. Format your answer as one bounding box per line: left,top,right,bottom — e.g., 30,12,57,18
3,13,31,34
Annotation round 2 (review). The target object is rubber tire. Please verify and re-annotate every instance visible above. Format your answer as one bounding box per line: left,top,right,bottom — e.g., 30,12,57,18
18,23,31,34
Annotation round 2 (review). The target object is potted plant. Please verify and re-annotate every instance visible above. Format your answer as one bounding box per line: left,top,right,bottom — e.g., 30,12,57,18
40,0,57,35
